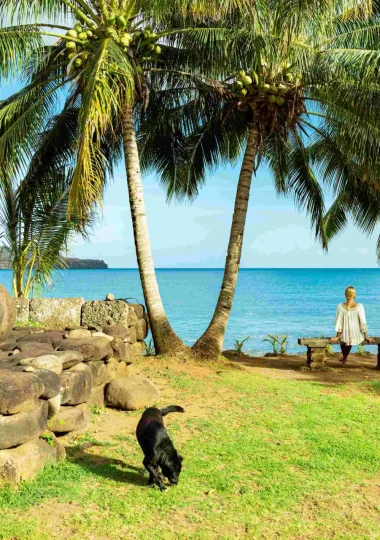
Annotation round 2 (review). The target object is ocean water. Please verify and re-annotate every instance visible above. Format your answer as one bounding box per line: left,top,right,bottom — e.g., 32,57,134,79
0,268,379,355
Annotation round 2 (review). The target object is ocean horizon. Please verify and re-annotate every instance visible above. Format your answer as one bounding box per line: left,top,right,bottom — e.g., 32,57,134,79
0,268,379,355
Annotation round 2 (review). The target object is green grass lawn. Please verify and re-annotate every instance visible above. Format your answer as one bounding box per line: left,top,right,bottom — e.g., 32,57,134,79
1,362,379,539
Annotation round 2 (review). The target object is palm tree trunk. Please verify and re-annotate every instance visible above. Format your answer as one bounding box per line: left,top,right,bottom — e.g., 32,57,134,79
192,127,258,358
121,104,187,355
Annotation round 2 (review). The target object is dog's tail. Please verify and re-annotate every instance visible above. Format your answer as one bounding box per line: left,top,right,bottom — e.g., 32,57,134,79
161,405,185,416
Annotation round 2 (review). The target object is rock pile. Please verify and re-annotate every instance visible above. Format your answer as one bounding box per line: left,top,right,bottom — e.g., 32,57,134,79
0,292,150,486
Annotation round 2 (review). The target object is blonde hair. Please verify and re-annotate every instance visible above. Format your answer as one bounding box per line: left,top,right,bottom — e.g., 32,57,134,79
345,286,356,299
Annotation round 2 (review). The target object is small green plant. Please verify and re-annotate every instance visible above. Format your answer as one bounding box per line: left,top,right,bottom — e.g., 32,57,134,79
321,337,334,355
90,405,103,415
145,338,155,356
357,344,367,356
263,334,288,355
40,433,54,446
234,336,250,354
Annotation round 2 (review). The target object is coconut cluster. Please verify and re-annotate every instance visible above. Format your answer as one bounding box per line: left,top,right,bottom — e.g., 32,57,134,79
64,16,162,73
230,63,299,110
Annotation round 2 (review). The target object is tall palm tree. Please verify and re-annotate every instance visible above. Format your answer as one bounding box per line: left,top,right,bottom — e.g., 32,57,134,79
139,1,380,357
0,0,248,353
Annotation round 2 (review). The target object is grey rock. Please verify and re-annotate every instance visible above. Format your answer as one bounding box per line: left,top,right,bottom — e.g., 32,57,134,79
128,326,137,345
56,336,113,362
60,371,92,405
136,318,148,341
81,300,129,329
111,337,127,360
102,324,128,340
128,307,138,327
0,400,48,450
16,331,66,344
34,369,61,399
19,355,63,375
66,329,92,339
0,437,66,486
53,350,84,369
91,331,114,342
16,342,54,355
88,361,108,386
105,376,160,411
47,405,88,433
0,285,16,342
0,372,44,414
29,297,84,329
47,394,61,418
128,304,145,319
87,384,105,408
69,362,91,376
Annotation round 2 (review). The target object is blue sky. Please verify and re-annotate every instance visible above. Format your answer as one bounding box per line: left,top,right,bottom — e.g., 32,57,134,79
1,86,379,270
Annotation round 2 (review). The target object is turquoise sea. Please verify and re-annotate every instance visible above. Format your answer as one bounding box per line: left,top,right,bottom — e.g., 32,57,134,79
0,268,379,355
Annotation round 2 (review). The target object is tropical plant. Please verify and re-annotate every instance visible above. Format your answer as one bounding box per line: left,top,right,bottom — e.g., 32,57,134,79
0,153,85,298
0,0,248,353
263,334,288,356
357,344,367,356
145,338,155,356
140,1,380,358
234,335,250,354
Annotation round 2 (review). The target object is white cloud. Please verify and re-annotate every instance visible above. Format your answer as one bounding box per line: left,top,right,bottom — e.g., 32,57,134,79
357,248,368,255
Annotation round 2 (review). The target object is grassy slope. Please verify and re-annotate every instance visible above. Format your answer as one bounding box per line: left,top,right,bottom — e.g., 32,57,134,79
0,363,379,540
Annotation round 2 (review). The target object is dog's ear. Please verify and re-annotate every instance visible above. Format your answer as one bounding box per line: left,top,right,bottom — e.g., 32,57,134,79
179,455,184,463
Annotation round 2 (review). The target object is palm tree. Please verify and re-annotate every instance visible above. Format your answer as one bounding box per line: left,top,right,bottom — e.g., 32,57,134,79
0,0,247,353
0,117,89,297
139,1,380,357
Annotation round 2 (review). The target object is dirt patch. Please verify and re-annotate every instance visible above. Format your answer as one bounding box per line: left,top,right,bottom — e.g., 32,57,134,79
223,350,380,385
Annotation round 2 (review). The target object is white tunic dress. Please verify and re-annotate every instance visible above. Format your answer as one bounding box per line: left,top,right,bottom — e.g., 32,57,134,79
334,303,368,346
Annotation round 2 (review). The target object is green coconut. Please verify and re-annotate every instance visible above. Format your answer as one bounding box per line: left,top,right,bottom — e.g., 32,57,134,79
74,23,82,33
66,41,76,50
86,30,93,38
269,85,278,94
284,73,293,82
243,75,252,85
262,83,271,93
136,66,144,75
267,94,276,103
143,30,151,39
106,16,116,25
155,45,162,54
68,53,76,60
120,36,131,48
240,88,248,96
74,58,83,67
238,70,246,77
149,43,155,51
67,30,78,38
278,84,287,95
236,81,243,89
82,52,90,61
276,96,285,106
105,28,118,38
78,32,88,41
116,16,127,29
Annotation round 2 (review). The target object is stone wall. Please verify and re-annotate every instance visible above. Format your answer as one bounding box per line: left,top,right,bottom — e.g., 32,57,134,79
0,296,150,486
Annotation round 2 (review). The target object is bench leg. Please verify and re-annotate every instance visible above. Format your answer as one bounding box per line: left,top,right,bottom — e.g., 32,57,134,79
377,345,380,370
306,347,326,369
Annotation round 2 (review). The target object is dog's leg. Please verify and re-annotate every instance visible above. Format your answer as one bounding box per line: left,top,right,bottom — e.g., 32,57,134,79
143,457,167,491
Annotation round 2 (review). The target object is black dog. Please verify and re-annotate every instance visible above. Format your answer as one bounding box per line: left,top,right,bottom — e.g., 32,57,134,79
136,405,184,491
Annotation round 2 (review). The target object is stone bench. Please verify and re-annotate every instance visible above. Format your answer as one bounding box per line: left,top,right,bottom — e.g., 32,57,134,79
298,337,380,369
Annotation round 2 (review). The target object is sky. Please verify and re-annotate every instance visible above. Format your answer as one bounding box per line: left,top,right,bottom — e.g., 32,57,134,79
1,68,379,270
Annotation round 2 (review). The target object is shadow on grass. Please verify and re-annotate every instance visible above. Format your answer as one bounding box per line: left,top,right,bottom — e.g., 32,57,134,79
66,444,147,487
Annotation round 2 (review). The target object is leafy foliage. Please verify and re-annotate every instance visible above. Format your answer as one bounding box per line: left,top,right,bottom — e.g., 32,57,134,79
263,334,288,355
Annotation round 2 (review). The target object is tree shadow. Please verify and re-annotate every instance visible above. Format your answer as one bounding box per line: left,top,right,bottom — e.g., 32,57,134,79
66,444,147,487
223,350,380,386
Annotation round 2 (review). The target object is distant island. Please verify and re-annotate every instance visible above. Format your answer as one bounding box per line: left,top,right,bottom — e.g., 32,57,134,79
0,255,108,270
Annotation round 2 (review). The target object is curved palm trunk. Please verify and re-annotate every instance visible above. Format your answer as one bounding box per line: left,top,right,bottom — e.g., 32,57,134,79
122,104,187,355
192,128,258,358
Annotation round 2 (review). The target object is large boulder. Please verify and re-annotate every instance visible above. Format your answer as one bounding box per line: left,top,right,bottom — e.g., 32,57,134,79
0,372,44,414
60,371,92,405
53,350,84,370
136,318,148,341
29,298,84,328
81,300,130,328
88,361,108,386
15,331,66,344
105,376,160,411
111,337,127,361
13,298,30,326
0,400,48,450
0,285,16,342
128,304,145,319
128,326,137,345
34,369,61,399
87,384,105,408
128,307,138,328
47,405,89,433
19,355,63,375
0,437,66,487
66,328,92,339
56,336,112,362
102,324,128,340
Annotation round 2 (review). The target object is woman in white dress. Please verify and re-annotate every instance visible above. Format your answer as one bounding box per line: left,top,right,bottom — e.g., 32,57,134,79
330,286,373,363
